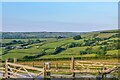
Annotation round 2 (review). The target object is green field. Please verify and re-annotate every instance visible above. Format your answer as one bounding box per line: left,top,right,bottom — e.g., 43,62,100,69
2,38,57,43
1,29,119,61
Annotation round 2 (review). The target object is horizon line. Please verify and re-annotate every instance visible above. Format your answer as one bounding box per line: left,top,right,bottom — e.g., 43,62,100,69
2,29,118,33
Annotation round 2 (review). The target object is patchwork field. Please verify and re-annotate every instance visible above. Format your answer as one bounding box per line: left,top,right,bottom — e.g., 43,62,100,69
1,29,119,61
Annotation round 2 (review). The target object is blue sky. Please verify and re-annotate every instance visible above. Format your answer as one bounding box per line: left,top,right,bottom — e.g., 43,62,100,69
2,2,118,32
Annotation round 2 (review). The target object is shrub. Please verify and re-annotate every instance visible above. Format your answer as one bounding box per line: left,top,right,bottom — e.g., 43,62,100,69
73,35,82,40
95,50,107,55
80,51,87,55
54,47,64,54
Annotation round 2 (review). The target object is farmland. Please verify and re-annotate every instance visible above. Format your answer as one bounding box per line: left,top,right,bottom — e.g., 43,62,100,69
0,29,119,79
1,29,119,62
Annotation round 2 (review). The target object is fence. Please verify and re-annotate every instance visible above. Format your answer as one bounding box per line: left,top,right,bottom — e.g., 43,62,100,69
0,57,119,79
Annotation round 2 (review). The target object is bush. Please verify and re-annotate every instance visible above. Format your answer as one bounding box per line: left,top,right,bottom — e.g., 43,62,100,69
95,50,107,55
80,51,87,55
54,47,64,54
84,41,95,46
73,35,82,40
66,43,76,48
23,52,46,59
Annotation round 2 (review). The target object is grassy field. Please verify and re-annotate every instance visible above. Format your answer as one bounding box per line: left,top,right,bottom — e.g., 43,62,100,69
2,38,57,43
17,59,118,67
1,30,119,61
106,50,119,57
96,33,117,38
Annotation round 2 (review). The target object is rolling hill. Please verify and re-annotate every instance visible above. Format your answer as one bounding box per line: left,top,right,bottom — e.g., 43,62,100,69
1,29,119,61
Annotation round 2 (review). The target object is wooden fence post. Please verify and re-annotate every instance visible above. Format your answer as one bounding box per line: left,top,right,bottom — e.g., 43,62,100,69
2,64,5,78
32,62,34,72
43,62,51,78
71,56,75,78
43,63,46,77
5,59,8,79
14,58,17,69
14,58,17,77
14,58,16,63
102,65,107,79
55,63,58,70
99,64,106,79
46,62,51,77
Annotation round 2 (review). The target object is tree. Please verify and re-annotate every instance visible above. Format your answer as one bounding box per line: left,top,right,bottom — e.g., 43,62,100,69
11,40,17,44
96,50,107,56
57,36,64,39
99,46,107,51
94,38,102,42
28,39,34,44
73,35,82,40
85,47,92,54
54,47,64,54
80,51,87,55
66,43,76,48
18,40,24,44
84,41,95,46
35,39,41,43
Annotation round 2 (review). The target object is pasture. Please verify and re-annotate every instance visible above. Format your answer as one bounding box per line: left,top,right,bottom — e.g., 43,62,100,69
1,30,119,61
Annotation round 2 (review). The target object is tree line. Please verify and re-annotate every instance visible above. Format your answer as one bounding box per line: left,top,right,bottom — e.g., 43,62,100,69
2,32,82,39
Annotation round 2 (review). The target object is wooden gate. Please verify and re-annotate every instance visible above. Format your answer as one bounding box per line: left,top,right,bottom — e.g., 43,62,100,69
0,57,119,79
0,58,51,79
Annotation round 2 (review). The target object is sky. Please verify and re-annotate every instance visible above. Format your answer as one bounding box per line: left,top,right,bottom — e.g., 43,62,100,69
2,2,118,32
